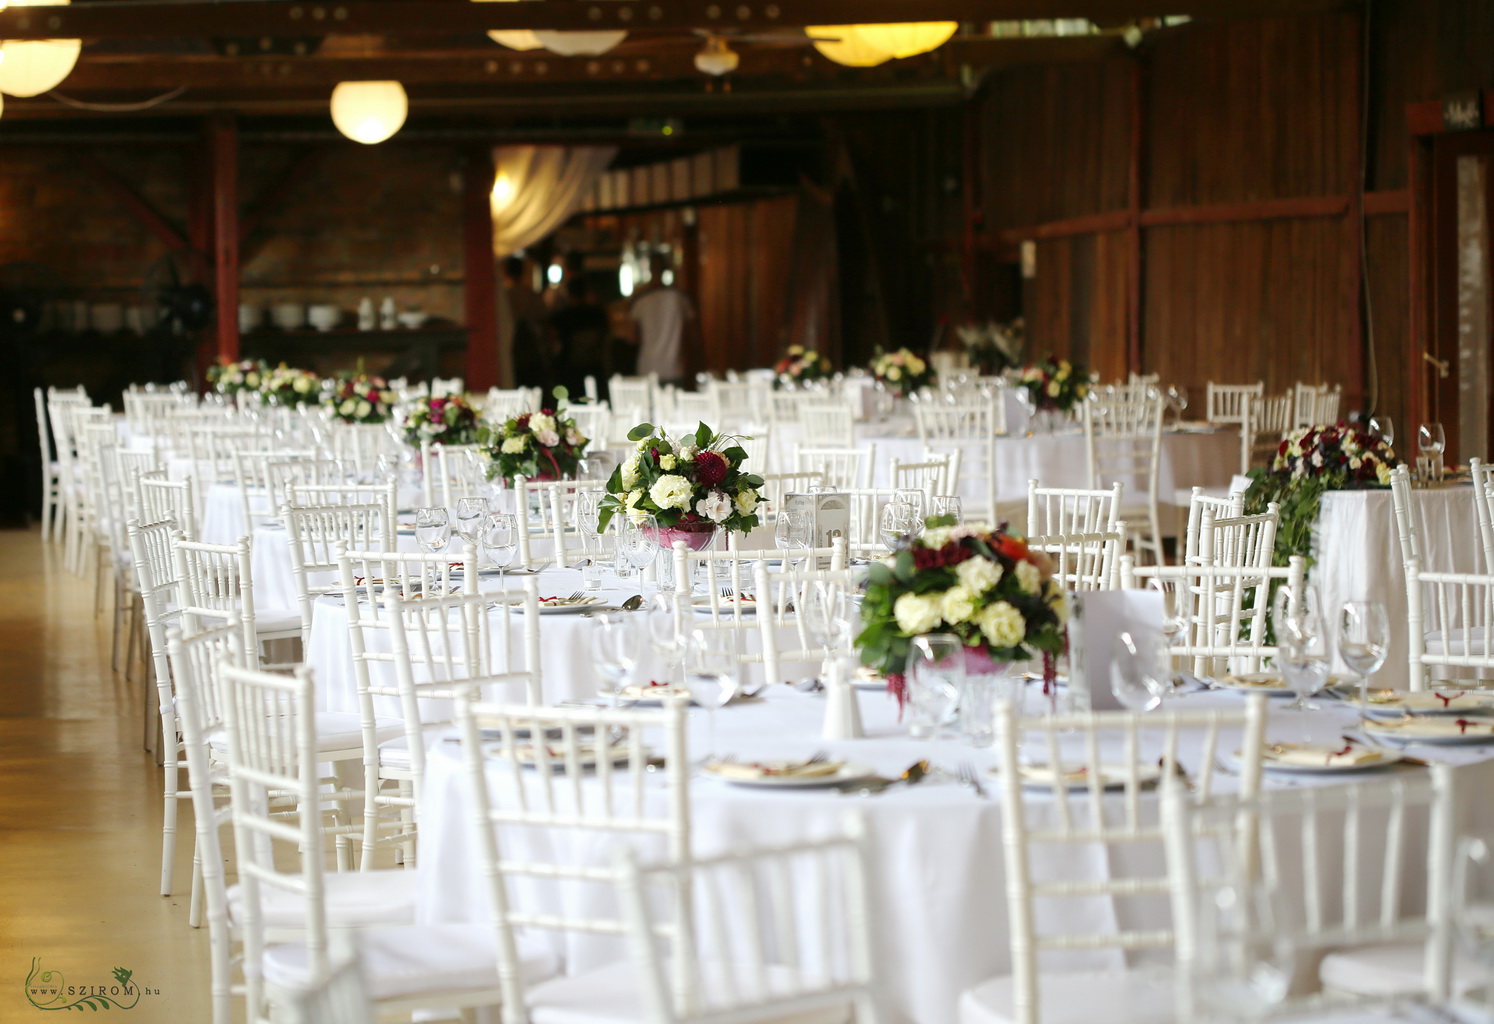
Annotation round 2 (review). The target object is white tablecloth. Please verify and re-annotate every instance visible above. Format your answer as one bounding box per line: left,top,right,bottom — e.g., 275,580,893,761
1314,485,1482,689
415,686,1494,1024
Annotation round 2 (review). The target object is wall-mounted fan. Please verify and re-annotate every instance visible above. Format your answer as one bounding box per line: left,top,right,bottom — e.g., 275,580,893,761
141,249,214,336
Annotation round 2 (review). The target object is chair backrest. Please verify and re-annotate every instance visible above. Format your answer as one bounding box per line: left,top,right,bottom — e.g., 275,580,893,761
1389,464,1423,566
173,534,260,668
266,458,344,522
421,442,488,509
793,445,875,490
514,476,596,570
914,394,1004,443
129,516,183,725
324,421,398,470
432,376,465,399
708,379,757,430
284,502,393,644
609,376,653,425
1406,560,1494,690
752,561,858,686
615,823,880,1024
1163,764,1456,1021
1204,381,1263,425
798,403,856,448
1312,384,1342,425
994,697,1266,1024
758,471,825,515
567,405,611,452
164,610,243,761
1026,479,1123,537
1026,525,1127,592
1182,488,1245,565
1474,457,1494,574
287,479,398,536
233,448,315,532
138,470,199,539
889,453,955,497
1123,555,1307,678
33,387,55,469
1197,505,1278,573
453,690,691,1014
1084,395,1164,561
484,387,540,421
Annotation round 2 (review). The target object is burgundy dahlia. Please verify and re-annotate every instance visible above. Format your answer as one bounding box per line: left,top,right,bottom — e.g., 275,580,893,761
694,450,729,486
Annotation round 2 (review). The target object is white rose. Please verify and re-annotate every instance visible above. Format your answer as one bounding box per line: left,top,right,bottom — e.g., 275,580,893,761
659,454,678,471
1046,381,1061,398
1014,561,1042,594
649,474,694,511
734,488,759,515
977,600,1026,649
535,429,560,447
676,443,699,461
1045,581,1069,625
956,557,1003,593
894,593,942,635
921,527,951,550
500,437,526,454
940,585,978,625
696,490,733,524
886,366,903,382
339,399,356,416
355,400,372,418
621,456,641,488
293,376,312,393
530,413,556,436
565,427,583,446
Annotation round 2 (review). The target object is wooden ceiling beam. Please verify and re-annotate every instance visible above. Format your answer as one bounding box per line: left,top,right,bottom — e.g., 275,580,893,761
0,0,1352,41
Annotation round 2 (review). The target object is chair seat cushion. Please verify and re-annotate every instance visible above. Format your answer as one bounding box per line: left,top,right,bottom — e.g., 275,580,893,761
208,712,401,754
264,923,558,1002
527,959,851,1024
1319,940,1479,997
958,969,1176,1024
254,607,302,635
377,723,453,769
229,869,417,929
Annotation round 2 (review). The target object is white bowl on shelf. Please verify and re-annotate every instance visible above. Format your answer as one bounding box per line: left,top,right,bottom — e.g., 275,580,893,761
239,303,264,333
90,302,124,334
308,304,342,332
271,302,306,330
397,310,429,329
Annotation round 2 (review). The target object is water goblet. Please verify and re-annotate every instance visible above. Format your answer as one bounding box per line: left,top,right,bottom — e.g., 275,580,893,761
1418,422,1446,481
481,512,517,581
1367,414,1394,447
774,510,813,566
879,502,917,553
1337,600,1388,715
1277,610,1329,715
1454,837,1494,1003
907,633,964,744
590,613,640,708
930,495,962,523
454,496,488,547
801,581,849,678
414,506,450,573
646,593,687,687
1110,631,1170,712
685,629,739,764
623,514,659,584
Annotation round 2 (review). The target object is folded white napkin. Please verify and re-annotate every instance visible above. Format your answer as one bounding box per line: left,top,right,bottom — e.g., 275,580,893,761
708,759,843,781
1265,744,1382,768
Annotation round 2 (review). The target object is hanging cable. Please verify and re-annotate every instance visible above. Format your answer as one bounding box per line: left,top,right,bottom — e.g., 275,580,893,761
1358,0,1379,416
46,86,187,112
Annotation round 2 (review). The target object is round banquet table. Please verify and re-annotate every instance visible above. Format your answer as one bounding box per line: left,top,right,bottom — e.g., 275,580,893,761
415,685,1494,1024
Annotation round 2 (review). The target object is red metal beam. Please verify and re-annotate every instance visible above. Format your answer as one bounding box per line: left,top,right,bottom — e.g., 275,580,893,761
462,146,499,391
1125,53,1144,376
1139,195,1349,226
1363,189,1409,215
211,114,241,363
997,209,1132,244
76,154,189,252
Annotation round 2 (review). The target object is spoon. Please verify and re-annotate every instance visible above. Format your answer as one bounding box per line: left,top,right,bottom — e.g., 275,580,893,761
620,594,645,611
841,759,929,796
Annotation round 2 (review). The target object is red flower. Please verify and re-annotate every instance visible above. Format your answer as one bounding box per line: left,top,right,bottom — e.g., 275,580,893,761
515,413,531,430
694,450,729,486
993,534,1030,564
912,542,973,570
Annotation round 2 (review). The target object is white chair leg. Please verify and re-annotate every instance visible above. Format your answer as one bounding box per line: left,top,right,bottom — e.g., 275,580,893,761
161,763,179,895
188,843,204,928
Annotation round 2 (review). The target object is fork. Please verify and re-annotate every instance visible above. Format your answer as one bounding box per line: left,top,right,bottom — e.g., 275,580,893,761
804,749,829,766
719,584,735,600
958,762,990,799
566,590,585,603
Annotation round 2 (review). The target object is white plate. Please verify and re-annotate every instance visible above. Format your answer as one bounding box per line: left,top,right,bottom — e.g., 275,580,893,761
1335,687,1494,718
1215,673,1296,697
692,597,759,615
1362,717,1494,746
1011,763,1164,790
704,761,875,789
602,685,691,706
481,741,641,770
1254,744,1404,774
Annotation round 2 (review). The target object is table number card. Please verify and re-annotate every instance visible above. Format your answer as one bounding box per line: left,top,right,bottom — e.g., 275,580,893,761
1067,589,1165,712
784,492,849,568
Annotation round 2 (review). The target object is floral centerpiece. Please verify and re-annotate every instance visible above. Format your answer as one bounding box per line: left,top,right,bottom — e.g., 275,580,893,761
1244,422,1400,572
207,358,268,397
774,345,833,388
596,422,763,544
401,393,481,448
258,364,323,407
957,318,1024,375
870,348,936,396
480,405,589,486
856,521,1068,706
1018,356,1090,413
324,372,395,424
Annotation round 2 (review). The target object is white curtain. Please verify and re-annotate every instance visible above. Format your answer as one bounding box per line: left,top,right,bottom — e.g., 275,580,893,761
490,145,617,258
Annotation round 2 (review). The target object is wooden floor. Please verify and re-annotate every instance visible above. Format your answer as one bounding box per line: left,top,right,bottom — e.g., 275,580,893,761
0,527,211,1022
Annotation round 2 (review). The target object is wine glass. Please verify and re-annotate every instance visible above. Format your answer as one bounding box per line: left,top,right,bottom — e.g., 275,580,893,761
1453,837,1494,996
801,581,849,679
624,513,659,583
1367,414,1394,447
685,629,739,764
1110,631,1169,712
931,495,963,523
894,489,927,536
1337,601,1388,714
1277,609,1329,714
907,633,964,743
774,510,813,566
1418,422,1446,481
481,512,517,580
590,614,640,708
414,507,450,583
879,502,917,553
646,593,687,687
1190,883,1295,1024
454,496,488,547
1166,385,1190,425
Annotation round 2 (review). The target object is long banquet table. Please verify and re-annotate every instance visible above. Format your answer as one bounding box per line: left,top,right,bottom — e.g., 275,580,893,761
415,684,1494,1024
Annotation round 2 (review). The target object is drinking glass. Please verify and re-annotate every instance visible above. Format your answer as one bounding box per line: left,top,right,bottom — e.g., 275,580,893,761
415,505,450,556
481,512,517,579
1337,601,1388,713
1166,385,1189,424
1190,883,1295,1024
879,502,917,553
1110,631,1170,712
454,496,488,548
1418,422,1446,481
1271,582,1321,640
1454,837,1494,1002
801,581,848,678
1367,414,1394,447
931,495,963,523
894,489,927,534
907,633,964,743
646,593,687,686
685,629,739,764
590,613,641,707
625,514,659,582
1277,610,1329,714
774,511,813,565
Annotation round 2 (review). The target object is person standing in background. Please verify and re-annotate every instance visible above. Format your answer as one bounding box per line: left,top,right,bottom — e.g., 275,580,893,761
500,256,550,390
628,254,698,389
549,278,610,399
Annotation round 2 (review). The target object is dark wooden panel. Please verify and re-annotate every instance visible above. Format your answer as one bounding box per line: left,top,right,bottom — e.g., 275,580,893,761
1364,213,1410,442
1023,229,1127,380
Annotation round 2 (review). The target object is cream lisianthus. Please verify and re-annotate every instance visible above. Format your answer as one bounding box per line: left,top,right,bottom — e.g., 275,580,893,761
894,592,942,635
659,454,678,471
649,474,694,511
355,400,372,418
339,399,356,416
940,585,978,625
529,413,556,437
501,436,526,454
977,601,1026,648
734,488,760,515
621,455,641,488
1044,581,1070,625
956,557,1003,593
887,366,903,382
1046,380,1061,398
1014,560,1042,594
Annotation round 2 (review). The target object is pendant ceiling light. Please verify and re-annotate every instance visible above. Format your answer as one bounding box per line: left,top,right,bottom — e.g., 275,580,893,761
0,0,82,98
693,35,739,77
330,81,408,145
471,0,543,50
471,0,625,56
850,21,957,59
807,24,890,68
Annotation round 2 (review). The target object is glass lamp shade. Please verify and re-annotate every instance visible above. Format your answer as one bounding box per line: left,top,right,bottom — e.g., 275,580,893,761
694,38,739,76
533,30,627,55
852,22,957,59
488,30,544,50
329,81,409,145
0,30,82,97
807,25,890,68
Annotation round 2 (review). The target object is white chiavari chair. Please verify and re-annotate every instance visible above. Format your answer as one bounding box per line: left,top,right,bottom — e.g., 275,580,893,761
286,480,398,537
798,402,857,449
49,393,96,574
668,391,720,434
609,375,653,425
33,388,63,542
431,376,465,399
1406,560,1494,690
1027,525,1127,592
232,448,315,532
767,390,808,467
265,458,343,521
758,471,825,515
1313,384,1343,425
956,698,1266,1024
1084,392,1165,565
1248,391,1294,468
513,476,594,570
1290,382,1321,430
1389,464,1424,567
842,487,903,558
568,404,612,451
735,426,772,476
451,690,687,1023
708,378,757,431
1197,505,1278,574
1163,765,1457,1019
753,560,858,687
279,937,373,1024
1205,382,1263,476
890,453,957,497
189,425,276,487
138,470,199,540
218,661,515,1024
1026,480,1122,537
484,386,541,421
1182,488,1245,566
1123,555,1307,680
794,445,875,490
284,502,392,646
420,441,487,509
916,399,999,522
174,534,301,667
1474,457,1494,573
324,421,398,471
613,821,881,1024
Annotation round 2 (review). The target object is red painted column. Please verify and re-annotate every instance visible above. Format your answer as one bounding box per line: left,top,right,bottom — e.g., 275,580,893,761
463,146,499,391
210,114,240,363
